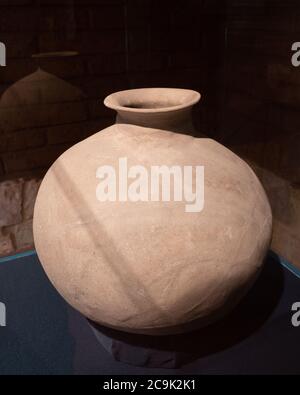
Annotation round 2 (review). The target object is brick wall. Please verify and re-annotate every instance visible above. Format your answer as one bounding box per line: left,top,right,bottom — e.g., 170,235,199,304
0,0,226,181
0,1,299,266
219,0,300,181
0,0,226,256
218,0,300,266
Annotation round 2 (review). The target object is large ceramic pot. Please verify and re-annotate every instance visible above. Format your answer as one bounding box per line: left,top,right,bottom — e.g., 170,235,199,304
33,88,272,336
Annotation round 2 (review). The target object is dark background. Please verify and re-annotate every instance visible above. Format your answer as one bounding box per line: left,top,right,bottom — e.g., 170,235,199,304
0,0,299,267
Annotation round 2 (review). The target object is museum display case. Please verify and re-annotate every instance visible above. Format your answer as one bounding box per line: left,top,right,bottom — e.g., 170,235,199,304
0,0,299,377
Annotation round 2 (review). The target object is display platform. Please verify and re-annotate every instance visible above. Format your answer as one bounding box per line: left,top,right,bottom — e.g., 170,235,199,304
0,250,299,375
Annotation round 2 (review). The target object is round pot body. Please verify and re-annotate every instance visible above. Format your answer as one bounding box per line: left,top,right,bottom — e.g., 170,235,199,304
33,118,272,335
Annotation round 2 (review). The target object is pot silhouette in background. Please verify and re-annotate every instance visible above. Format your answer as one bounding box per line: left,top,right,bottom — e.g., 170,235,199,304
0,52,97,258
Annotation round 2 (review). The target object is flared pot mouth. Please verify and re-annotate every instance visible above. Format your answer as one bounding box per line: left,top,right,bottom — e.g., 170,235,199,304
104,88,201,114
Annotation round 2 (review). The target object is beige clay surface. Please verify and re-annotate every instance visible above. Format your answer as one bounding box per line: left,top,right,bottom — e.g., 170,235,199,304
33,124,272,334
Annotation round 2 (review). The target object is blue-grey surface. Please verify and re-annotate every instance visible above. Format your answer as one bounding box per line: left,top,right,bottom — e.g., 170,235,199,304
0,251,299,375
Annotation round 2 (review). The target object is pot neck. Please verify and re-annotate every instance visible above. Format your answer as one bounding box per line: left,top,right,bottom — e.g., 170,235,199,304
115,107,196,135
104,88,201,136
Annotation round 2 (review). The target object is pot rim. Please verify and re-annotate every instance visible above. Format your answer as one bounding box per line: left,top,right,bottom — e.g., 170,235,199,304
104,87,201,114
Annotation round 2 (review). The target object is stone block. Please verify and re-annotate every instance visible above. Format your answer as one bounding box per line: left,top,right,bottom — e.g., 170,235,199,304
23,178,42,220
7,219,33,251
0,232,14,257
0,179,23,227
